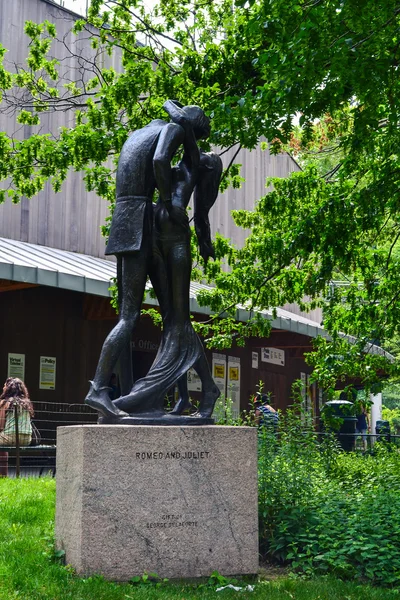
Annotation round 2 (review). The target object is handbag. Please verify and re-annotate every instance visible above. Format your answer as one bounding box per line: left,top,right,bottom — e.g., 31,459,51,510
30,422,42,446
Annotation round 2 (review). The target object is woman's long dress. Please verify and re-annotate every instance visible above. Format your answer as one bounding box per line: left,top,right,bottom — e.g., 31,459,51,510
115,202,202,414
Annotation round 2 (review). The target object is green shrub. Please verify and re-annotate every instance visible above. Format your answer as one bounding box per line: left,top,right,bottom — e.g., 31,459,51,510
258,406,400,585
382,406,400,434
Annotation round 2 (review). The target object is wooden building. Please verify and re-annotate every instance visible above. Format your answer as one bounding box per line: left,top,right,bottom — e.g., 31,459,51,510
0,236,323,436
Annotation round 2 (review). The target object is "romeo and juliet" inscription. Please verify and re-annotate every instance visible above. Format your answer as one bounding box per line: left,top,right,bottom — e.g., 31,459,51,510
136,451,210,460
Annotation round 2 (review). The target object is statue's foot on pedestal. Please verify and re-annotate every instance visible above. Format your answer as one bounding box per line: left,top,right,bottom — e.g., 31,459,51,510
194,385,221,418
113,392,145,413
99,411,214,425
85,381,128,420
170,397,193,415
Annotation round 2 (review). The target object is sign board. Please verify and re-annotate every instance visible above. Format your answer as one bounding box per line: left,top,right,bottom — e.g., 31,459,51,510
261,347,285,366
252,351,259,369
300,372,307,401
39,356,56,390
227,356,241,417
318,388,324,411
212,353,227,399
187,368,202,392
300,371,310,421
7,353,25,380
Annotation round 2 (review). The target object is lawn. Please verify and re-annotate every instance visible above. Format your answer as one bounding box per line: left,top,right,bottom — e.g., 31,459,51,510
0,478,399,600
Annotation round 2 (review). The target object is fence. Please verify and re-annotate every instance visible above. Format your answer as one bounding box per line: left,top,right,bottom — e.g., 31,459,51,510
0,402,98,478
324,430,400,452
290,430,400,453
2,405,400,477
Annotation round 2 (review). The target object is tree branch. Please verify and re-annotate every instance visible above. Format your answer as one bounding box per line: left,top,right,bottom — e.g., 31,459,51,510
221,144,242,182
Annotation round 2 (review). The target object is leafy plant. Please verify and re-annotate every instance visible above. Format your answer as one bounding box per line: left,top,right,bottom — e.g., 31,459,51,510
258,406,400,585
213,395,256,426
383,383,400,411
130,572,168,587
198,570,240,589
382,406,400,434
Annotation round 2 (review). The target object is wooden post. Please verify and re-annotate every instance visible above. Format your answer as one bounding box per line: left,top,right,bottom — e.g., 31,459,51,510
0,452,8,477
14,405,20,478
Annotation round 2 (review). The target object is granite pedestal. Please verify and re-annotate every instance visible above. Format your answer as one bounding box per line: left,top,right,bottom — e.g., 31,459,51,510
55,425,258,580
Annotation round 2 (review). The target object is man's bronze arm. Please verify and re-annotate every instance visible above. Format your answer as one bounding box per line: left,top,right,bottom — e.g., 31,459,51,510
153,122,185,212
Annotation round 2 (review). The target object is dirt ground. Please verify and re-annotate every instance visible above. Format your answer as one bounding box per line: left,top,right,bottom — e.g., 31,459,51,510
259,562,289,580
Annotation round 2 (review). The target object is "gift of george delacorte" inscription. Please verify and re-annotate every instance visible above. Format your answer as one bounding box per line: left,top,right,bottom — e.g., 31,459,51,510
135,451,210,460
146,514,198,529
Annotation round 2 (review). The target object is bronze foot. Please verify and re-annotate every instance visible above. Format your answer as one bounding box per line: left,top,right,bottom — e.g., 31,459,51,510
85,381,128,419
170,397,193,415
194,385,220,418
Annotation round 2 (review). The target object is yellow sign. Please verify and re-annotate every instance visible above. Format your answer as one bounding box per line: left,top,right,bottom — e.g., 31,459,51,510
214,364,225,379
39,356,56,390
229,367,239,381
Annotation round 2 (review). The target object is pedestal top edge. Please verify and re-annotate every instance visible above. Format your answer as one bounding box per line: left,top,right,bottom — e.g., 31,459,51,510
57,424,256,431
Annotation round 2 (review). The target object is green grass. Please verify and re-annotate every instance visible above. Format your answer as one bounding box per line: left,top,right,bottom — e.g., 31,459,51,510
0,478,399,600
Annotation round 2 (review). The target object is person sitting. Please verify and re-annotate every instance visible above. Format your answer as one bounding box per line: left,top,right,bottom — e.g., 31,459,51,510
0,377,34,446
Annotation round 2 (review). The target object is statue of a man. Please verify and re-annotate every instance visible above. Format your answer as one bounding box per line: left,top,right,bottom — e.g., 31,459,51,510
85,102,210,419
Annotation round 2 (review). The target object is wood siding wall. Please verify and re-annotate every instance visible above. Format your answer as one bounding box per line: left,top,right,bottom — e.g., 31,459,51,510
210,144,300,249
0,0,117,259
0,286,315,433
0,0,322,325
0,0,301,256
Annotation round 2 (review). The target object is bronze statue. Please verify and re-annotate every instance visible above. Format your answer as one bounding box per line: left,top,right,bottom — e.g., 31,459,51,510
85,101,221,424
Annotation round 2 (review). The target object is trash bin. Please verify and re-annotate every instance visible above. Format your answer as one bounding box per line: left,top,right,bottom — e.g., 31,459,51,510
375,420,391,443
323,400,357,451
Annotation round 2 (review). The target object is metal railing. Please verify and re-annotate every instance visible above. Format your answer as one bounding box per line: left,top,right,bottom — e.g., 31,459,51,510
0,402,98,478
288,430,400,452
324,430,400,452
2,404,399,477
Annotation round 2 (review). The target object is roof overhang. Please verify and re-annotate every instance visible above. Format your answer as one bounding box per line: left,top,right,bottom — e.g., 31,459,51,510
0,237,392,359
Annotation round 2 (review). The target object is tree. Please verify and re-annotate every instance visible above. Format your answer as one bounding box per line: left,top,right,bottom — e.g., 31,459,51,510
1,0,400,392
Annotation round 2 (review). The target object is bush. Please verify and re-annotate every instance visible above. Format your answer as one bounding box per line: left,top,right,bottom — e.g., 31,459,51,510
258,405,400,585
382,406,400,435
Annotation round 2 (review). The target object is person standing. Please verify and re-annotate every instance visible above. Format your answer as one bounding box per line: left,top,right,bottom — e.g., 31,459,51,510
356,404,370,451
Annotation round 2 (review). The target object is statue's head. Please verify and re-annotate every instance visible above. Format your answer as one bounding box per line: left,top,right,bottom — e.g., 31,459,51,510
181,105,210,140
163,100,210,140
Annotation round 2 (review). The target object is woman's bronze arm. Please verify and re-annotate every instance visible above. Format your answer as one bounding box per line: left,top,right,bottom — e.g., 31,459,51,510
163,100,200,174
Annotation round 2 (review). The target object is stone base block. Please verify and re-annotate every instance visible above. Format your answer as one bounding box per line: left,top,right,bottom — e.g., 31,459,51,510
55,425,258,581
